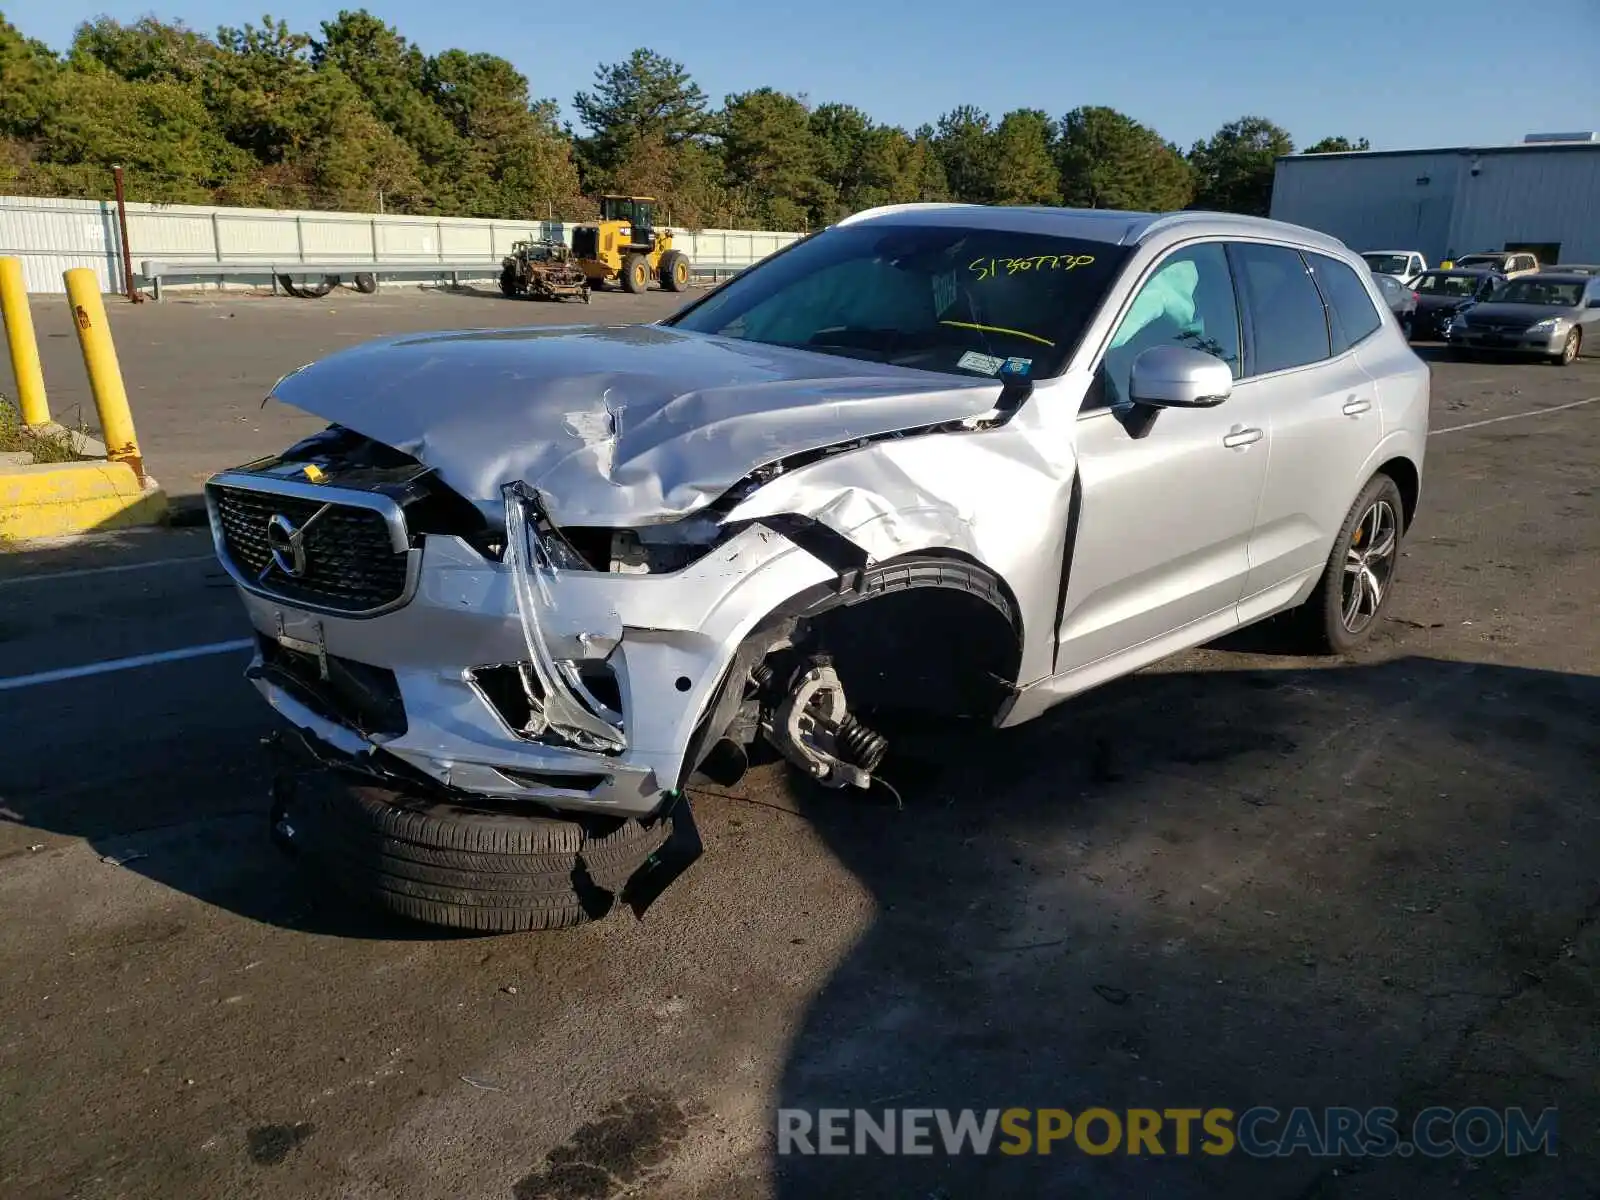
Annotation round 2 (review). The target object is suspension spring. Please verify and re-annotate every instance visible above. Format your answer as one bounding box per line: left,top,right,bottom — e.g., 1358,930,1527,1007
835,713,888,773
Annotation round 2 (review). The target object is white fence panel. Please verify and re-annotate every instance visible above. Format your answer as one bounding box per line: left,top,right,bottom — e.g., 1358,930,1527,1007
0,194,804,293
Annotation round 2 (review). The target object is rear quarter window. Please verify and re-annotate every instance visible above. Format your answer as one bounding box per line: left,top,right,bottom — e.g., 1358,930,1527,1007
1308,253,1385,353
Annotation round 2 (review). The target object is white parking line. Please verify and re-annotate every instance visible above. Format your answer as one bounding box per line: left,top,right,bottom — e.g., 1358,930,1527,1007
0,554,217,588
0,639,254,692
1432,394,1600,435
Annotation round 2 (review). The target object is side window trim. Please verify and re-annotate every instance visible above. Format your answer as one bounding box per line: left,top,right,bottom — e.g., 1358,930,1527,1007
1302,248,1343,357
1306,249,1386,358
1224,242,1258,378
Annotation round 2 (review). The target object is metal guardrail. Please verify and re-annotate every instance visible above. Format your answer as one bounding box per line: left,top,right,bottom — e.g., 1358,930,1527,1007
139,258,749,300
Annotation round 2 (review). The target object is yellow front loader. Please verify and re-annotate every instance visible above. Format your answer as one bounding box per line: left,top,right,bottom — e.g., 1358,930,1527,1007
569,196,691,293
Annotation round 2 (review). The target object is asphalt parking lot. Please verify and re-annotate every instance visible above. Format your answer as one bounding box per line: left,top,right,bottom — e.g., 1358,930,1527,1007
2,288,1598,1200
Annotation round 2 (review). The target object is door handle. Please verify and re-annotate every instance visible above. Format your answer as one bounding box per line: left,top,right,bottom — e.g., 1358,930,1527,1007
1342,396,1373,416
1222,427,1264,449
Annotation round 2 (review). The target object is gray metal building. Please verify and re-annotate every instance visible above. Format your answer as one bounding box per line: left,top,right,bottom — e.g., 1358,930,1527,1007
1269,135,1600,266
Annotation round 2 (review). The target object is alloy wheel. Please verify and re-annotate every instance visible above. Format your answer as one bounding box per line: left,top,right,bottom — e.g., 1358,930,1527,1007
1341,500,1398,634
1560,329,1580,365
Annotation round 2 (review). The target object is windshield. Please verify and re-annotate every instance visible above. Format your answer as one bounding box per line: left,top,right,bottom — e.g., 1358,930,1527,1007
1486,278,1585,306
1415,273,1481,297
1454,255,1503,269
1363,254,1411,274
663,223,1130,379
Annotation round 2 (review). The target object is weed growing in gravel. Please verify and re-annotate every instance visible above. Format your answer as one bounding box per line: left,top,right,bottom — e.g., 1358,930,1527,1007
0,397,88,463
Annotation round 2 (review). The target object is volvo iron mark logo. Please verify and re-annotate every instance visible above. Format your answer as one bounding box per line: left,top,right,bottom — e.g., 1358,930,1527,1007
265,513,309,578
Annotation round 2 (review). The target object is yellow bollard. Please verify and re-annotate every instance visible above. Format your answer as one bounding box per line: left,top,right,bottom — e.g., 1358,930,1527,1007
63,267,142,481
0,256,50,426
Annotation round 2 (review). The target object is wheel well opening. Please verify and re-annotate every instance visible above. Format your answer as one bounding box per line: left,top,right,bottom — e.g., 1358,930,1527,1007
1378,456,1420,530
682,553,1024,789
789,556,1023,726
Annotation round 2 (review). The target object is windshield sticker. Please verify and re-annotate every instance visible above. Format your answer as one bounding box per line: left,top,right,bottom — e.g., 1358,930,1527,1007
932,269,958,315
957,350,1006,376
970,254,1097,282
1001,357,1033,376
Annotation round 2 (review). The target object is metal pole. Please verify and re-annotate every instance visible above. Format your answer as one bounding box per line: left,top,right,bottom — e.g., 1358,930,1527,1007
111,165,139,303
0,257,50,426
63,267,142,481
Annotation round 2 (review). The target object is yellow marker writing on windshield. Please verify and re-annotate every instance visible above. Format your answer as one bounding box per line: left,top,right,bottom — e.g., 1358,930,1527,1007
970,254,1097,282
939,320,1055,347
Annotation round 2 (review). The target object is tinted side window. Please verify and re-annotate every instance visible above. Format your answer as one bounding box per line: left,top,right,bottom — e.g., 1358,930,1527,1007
1309,252,1384,353
1234,244,1331,374
1098,242,1241,410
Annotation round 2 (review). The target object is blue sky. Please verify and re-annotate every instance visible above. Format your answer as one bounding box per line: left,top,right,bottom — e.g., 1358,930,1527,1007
7,0,1597,150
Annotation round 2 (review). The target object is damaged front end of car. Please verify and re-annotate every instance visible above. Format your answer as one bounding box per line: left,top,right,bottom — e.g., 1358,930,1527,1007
208,407,1033,927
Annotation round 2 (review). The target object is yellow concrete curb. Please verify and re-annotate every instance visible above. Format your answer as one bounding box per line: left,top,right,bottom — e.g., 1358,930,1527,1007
0,461,169,541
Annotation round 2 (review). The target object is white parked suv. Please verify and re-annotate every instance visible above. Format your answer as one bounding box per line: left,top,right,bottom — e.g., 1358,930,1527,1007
209,204,1430,930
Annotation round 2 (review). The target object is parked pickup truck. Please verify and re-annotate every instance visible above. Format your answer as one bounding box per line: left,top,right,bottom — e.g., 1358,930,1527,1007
1362,250,1428,287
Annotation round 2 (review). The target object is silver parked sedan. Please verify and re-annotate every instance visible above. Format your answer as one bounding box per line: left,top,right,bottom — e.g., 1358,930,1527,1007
209,205,1431,930
1446,273,1600,365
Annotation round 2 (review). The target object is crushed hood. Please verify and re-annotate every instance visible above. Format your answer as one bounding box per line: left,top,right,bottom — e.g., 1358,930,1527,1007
270,323,1003,526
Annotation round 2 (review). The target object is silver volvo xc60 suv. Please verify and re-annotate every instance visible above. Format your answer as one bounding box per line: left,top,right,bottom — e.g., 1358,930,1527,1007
208,204,1429,930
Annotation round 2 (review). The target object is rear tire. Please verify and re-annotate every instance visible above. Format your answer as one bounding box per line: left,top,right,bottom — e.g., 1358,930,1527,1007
282,773,677,932
1296,473,1405,655
660,250,691,292
622,253,650,294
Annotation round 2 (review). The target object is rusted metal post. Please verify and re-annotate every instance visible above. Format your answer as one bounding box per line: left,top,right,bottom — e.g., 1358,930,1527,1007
111,165,139,303
63,267,143,481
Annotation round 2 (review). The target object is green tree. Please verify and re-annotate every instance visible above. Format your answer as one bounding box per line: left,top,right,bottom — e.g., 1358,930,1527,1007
34,70,252,202
1057,105,1194,211
932,105,997,203
1188,116,1293,215
69,16,215,85
721,87,829,228
0,15,61,140
991,108,1059,205
607,132,732,228
572,48,708,176
423,49,581,217
1302,135,1370,154
312,10,458,175
809,101,873,218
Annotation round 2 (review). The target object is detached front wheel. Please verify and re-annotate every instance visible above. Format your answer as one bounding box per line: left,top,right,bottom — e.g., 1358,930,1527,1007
277,771,682,932
1298,473,1405,654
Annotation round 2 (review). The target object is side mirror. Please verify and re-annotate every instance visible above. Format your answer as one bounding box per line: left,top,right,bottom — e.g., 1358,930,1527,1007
1587,298,1600,308
1129,346,1233,409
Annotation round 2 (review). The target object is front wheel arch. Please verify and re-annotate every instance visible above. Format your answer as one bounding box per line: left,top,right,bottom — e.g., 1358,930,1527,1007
675,550,1025,788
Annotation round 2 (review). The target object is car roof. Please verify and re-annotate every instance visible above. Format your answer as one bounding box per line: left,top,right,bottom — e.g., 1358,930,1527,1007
835,203,1348,253
1522,273,1591,285
1423,267,1494,275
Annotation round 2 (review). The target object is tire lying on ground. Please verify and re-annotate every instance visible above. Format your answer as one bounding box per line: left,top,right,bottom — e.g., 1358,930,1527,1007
279,771,677,932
